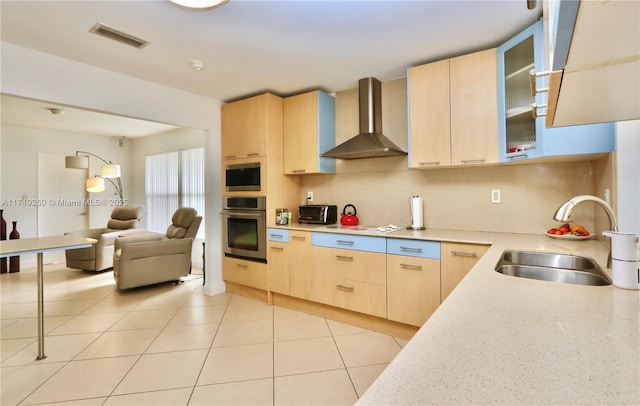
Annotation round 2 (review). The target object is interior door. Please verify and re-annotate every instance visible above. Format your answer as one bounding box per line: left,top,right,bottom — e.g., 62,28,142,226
38,152,88,263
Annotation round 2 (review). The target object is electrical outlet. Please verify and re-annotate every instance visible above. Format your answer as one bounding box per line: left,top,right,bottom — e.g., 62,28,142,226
491,189,501,204
307,191,314,202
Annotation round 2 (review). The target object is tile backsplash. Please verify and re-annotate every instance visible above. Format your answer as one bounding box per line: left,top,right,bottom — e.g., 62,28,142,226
301,160,599,234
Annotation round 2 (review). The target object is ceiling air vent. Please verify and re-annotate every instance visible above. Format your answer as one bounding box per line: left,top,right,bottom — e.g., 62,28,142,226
89,22,149,49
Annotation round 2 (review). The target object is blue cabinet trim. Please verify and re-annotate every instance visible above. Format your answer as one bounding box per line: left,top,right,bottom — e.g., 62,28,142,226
268,228,289,242
312,232,386,253
317,91,336,173
387,238,440,259
498,19,615,163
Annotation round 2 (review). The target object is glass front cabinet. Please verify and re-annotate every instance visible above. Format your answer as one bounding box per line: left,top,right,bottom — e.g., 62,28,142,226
497,19,615,163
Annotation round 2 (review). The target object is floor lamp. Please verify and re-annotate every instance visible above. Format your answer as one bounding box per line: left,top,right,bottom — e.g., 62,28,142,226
64,151,124,200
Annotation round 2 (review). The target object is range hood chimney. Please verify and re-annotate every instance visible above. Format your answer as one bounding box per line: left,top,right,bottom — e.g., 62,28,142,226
320,77,407,160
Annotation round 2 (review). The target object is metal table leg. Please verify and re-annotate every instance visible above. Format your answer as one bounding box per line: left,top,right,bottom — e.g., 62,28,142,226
36,252,46,360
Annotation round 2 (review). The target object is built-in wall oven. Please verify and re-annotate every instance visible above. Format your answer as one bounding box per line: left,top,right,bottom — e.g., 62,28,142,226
221,196,267,262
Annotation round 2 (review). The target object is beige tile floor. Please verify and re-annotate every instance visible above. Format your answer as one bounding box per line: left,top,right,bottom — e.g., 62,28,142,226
1,263,407,405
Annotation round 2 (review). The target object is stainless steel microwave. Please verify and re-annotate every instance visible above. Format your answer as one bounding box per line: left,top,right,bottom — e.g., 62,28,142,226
225,162,261,192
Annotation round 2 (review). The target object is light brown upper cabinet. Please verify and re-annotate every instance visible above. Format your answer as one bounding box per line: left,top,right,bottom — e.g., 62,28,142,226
221,93,282,160
283,90,335,174
408,48,498,168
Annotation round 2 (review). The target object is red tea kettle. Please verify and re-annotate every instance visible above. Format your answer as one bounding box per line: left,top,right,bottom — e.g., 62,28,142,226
340,204,359,226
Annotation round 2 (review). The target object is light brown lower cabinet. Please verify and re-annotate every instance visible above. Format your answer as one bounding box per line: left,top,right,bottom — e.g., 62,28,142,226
268,241,289,294
288,231,313,300
311,246,387,317
263,233,489,329
386,254,441,326
440,242,489,301
223,256,268,290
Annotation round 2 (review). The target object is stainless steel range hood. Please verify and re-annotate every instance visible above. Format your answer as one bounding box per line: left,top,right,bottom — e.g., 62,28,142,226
320,77,407,160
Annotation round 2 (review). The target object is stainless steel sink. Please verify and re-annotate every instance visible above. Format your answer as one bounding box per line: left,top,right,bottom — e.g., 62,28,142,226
495,250,611,286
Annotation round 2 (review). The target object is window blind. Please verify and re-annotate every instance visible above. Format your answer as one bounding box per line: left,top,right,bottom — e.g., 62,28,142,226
145,148,204,238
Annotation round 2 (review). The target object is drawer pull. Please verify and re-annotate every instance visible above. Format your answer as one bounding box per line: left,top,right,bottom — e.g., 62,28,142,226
291,236,306,241
336,255,354,261
460,158,486,164
269,233,283,238
246,152,260,157
451,250,478,257
400,263,423,270
336,240,354,246
292,169,306,173
336,284,354,292
419,161,440,166
224,155,237,159
400,246,422,253
507,153,528,160
236,264,248,269
270,246,284,251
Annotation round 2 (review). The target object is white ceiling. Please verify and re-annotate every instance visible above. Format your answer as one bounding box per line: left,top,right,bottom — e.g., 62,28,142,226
0,94,181,137
0,0,542,135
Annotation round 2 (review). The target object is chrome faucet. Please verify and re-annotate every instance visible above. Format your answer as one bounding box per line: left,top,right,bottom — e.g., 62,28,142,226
553,195,618,267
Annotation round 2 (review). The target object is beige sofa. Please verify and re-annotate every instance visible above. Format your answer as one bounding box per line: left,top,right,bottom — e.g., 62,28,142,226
113,207,201,290
65,205,144,271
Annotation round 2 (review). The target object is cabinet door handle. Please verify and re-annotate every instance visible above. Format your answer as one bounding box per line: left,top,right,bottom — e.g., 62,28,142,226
291,236,306,241
224,155,237,159
419,161,440,166
270,246,284,251
246,152,260,157
400,246,422,253
336,240,354,246
291,169,306,173
269,233,283,238
529,69,551,96
236,264,248,269
460,158,486,164
336,255,354,261
400,263,423,270
451,250,478,257
531,103,547,119
507,153,528,160
336,284,354,292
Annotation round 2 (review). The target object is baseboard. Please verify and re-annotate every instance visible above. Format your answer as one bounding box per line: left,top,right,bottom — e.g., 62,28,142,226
225,286,419,340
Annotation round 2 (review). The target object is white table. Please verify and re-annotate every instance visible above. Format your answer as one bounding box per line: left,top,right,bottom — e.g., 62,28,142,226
0,235,95,360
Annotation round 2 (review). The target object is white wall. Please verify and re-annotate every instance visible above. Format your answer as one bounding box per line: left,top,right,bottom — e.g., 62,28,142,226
616,120,640,233
1,42,224,296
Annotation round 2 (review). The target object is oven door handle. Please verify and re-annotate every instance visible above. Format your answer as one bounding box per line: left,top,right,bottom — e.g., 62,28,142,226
220,211,264,219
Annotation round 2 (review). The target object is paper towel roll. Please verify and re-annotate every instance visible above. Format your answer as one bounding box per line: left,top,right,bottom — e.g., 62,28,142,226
409,196,425,230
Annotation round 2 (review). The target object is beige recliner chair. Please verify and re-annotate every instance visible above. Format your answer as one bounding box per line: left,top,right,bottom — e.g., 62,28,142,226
113,207,202,290
65,205,144,271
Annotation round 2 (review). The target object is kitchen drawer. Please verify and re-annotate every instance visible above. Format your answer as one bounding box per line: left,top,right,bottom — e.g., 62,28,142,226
387,238,440,259
268,228,289,242
223,256,268,290
313,246,386,285
311,274,387,318
312,232,386,253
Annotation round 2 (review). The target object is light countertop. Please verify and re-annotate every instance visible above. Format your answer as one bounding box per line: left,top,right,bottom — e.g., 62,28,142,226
358,233,639,405
273,225,639,404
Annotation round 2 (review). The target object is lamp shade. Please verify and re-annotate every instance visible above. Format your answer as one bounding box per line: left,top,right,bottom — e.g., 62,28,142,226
86,177,105,193
65,155,89,169
100,164,121,178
